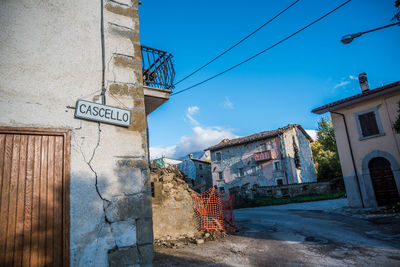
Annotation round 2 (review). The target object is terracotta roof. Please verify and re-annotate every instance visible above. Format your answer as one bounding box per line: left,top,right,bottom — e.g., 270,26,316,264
206,124,312,151
312,81,400,114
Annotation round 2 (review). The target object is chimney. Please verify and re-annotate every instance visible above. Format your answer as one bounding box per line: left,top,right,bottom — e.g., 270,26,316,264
358,72,369,93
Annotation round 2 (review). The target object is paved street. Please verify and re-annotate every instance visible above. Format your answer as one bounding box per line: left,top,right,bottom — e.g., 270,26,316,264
154,199,400,266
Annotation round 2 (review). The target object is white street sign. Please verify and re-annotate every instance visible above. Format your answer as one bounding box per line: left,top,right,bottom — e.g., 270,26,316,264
74,100,131,127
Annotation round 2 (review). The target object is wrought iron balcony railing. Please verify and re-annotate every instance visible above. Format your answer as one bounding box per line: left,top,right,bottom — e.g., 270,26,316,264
141,45,175,90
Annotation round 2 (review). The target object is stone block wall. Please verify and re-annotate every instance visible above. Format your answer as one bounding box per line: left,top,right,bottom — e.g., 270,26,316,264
230,181,338,207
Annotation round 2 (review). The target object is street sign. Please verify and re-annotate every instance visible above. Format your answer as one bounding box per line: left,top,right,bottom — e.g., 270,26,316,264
74,100,131,127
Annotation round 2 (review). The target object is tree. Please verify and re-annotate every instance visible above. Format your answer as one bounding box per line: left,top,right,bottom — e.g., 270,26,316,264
311,117,342,181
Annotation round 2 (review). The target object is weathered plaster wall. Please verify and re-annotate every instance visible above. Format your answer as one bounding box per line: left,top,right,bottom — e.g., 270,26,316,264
280,127,317,184
332,89,400,207
193,160,212,191
0,0,153,266
210,137,283,191
177,157,196,180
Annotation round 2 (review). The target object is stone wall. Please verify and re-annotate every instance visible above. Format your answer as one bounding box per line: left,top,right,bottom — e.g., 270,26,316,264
151,167,200,240
230,181,341,207
0,1,153,266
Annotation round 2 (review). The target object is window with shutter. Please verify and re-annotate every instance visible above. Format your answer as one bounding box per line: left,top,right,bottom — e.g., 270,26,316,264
358,111,379,137
354,107,384,140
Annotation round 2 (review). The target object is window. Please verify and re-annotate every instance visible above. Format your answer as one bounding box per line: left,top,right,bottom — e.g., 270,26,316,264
277,179,283,186
359,112,379,137
199,164,203,170
267,141,273,150
216,152,221,161
274,160,281,171
354,107,384,140
260,143,267,152
251,166,257,174
239,168,244,177
218,171,223,180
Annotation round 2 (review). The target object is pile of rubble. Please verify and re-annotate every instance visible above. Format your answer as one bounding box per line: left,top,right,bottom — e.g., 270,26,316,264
154,230,228,249
151,166,200,241
368,202,400,215
151,166,231,248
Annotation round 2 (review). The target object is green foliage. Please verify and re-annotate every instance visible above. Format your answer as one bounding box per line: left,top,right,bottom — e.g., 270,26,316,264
312,117,343,181
394,101,400,133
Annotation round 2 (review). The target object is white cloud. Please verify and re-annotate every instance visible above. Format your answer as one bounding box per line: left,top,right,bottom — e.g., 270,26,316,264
186,106,200,125
187,106,199,115
333,80,350,89
305,130,318,141
223,96,234,109
149,145,176,159
349,75,358,80
150,126,238,159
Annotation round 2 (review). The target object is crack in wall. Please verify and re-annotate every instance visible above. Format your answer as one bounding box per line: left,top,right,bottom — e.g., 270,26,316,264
78,122,111,205
88,123,111,204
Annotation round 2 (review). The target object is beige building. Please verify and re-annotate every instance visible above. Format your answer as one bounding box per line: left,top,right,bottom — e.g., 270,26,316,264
313,76,400,208
0,1,172,266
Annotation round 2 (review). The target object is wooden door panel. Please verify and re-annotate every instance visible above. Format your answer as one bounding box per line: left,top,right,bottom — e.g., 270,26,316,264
0,129,69,267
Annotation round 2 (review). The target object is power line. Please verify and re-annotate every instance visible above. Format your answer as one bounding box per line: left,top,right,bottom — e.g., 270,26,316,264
171,0,352,97
173,0,300,86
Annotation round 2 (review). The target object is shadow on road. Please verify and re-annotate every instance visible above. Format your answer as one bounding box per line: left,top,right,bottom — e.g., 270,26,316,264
154,251,231,267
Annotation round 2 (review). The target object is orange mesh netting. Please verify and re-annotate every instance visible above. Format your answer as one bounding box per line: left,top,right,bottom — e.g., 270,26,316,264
192,188,236,232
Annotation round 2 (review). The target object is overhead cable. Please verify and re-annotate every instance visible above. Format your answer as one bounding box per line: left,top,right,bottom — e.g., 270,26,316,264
173,0,300,86
171,0,352,96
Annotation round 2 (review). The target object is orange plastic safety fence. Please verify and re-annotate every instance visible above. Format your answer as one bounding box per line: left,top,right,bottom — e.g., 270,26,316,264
192,188,236,232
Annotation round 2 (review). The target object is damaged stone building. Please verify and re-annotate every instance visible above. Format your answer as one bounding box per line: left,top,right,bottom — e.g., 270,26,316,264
0,0,173,266
207,124,317,192
177,153,213,192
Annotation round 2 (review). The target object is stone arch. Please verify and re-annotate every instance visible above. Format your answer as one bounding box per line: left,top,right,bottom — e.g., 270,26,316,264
361,150,400,207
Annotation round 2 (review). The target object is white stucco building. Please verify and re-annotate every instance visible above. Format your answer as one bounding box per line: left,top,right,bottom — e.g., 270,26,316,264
312,75,400,208
0,1,173,266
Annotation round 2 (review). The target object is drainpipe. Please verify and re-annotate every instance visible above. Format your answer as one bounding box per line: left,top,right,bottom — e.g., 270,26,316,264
330,111,364,208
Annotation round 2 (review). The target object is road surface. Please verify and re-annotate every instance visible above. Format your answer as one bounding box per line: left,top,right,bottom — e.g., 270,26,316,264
154,199,400,266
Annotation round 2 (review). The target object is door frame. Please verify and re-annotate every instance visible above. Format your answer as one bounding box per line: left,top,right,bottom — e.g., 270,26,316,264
361,150,400,208
0,126,71,267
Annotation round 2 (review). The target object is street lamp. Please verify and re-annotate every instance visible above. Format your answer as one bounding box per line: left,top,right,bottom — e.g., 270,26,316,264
341,21,400,44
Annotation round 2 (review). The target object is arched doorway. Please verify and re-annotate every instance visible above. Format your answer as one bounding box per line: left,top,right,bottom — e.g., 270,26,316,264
368,157,400,206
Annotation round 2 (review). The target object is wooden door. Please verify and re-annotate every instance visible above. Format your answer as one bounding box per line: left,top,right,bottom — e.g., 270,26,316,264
369,157,400,206
0,127,70,267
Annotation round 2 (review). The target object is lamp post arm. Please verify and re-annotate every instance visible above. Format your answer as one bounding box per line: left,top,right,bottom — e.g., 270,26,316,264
361,21,400,35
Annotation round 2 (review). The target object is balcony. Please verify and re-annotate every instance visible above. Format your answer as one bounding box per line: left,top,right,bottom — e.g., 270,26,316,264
141,46,175,114
254,150,277,162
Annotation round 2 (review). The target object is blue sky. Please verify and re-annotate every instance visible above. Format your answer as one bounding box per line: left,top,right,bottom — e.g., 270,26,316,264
139,0,400,159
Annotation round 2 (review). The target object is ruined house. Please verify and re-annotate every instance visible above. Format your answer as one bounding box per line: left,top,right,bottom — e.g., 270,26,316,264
312,75,400,208
0,1,173,266
150,167,199,240
177,153,213,192
207,124,317,192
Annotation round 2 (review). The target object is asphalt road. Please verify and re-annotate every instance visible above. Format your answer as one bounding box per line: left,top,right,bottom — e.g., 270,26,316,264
154,199,400,266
